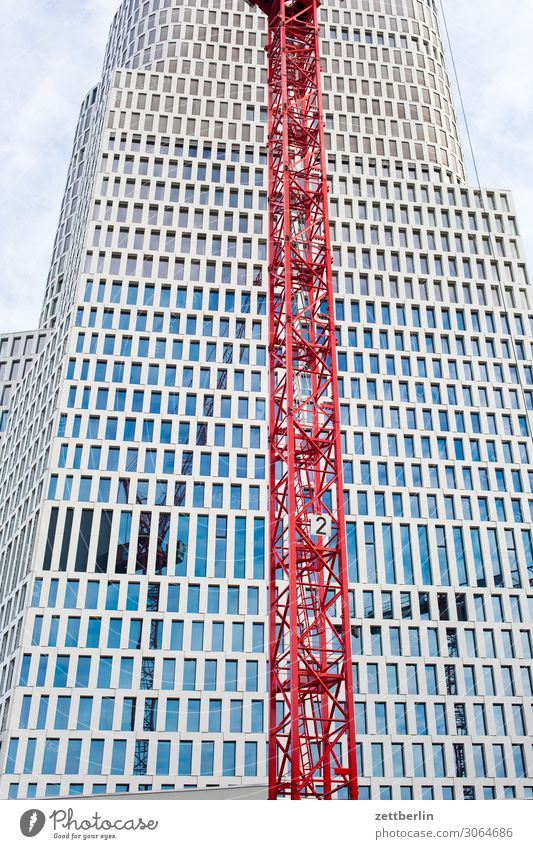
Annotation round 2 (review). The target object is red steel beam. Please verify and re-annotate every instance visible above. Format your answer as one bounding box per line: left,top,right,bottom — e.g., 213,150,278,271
248,0,358,799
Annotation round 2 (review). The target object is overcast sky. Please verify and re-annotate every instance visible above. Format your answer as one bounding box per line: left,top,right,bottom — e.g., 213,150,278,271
0,0,532,334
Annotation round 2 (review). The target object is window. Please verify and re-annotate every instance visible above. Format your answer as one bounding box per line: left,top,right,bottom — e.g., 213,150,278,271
183,660,196,691
222,742,236,776
200,741,215,776
42,739,59,775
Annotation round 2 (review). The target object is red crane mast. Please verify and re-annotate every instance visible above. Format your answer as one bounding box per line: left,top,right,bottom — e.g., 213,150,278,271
246,0,358,799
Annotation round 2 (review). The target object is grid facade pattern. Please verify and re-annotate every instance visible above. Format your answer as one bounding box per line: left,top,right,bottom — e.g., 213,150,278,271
0,0,531,801
0,331,47,440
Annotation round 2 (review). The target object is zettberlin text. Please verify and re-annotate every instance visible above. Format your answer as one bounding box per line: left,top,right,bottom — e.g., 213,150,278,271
375,811,434,821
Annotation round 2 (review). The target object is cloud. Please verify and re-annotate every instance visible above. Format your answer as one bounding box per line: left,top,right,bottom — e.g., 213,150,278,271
443,0,533,264
0,1,532,335
0,0,115,334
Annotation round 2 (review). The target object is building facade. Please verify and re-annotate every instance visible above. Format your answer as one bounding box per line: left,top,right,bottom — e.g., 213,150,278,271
0,331,48,440
0,0,532,800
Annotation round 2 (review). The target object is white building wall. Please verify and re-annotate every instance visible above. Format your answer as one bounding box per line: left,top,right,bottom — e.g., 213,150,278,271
0,331,48,440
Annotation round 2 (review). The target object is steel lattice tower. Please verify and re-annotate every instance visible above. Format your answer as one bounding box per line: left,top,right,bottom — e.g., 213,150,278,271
248,0,358,800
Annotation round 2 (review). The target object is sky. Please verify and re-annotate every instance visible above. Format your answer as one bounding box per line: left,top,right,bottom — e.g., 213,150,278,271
0,0,532,334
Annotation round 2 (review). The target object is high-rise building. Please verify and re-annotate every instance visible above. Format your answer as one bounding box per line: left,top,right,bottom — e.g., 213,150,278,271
0,331,48,443
0,0,532,801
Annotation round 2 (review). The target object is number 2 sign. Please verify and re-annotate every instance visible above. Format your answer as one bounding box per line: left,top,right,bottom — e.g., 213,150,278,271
310,514,332,539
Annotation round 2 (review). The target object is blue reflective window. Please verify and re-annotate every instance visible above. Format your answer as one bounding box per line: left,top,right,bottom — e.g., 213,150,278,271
212,622,224,651
24,738,36,775
418,526,432,584
225,660,237,692
88,740,104,775
155,741,170,775
252,623,264,653
176,516,189,576
19,695,31,729
162,659,175,690
364,524,377,582
119,658,133,688
66,617,80,647
36,655,48,686
204,659,217,690
170,621,183,650
194,515,209,577
76,656,91,688
19,655,31,686
230,700,242,732
54,656,69,687
253,518,265,579
128,620,141,650
383,524,395,583
206,586,219,614
165,699,179,732
346,523,358,582
183,660,196,691
454,528,468,585
186,699,201,733
232,623,244,652
5,738,19,773
187,585,200,613
178,741,192,775
234,517,246,579
247,587,259,615
246,660,258,692
215,517,227,578
222,742,236,776
65,739,82,775
208,700,222,733
191,622,204,651
488,529,504,587
166,583,179,612
55,696,71,730
77,697,93,730
99,697,115,730
64,581,79,608
42,739,59,774
200,742,214,776
111,740,126,775
126,583,140,610
31,580,42,607
105,582,120,610
227,586,239,614
244,742,257,776
87,618,101,648
108,619,122,649
251,701,264,732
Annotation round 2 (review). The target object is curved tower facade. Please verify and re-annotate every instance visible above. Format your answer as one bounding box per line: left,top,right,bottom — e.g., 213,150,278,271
0,0,532,800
